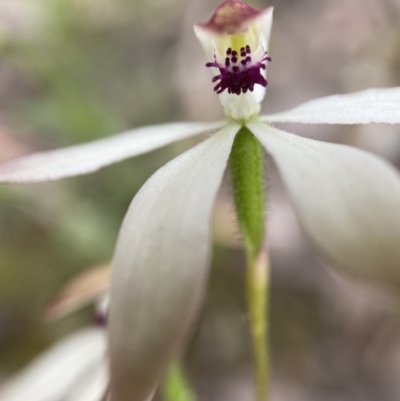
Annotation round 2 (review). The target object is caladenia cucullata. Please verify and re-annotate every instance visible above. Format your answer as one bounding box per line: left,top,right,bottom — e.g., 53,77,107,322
2,1,400,401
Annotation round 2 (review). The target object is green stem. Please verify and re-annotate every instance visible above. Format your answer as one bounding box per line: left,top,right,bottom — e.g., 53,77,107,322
163,361,197,401
230,126,269,401
246,248,270,401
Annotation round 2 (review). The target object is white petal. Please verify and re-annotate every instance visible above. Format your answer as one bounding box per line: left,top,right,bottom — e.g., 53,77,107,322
109,123,239,401
262,87,400,124
65,362,108,401
0,328,106,401
248,120,400,288
254,7,273,50
0,121,225,182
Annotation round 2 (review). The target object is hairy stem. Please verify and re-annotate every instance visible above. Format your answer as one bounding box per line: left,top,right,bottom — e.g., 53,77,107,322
230,126,269,401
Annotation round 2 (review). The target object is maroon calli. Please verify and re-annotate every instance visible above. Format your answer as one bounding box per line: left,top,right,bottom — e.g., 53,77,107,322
206,46,271,95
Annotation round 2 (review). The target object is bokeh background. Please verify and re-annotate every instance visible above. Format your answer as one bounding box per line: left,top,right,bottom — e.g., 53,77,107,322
1,0,400,400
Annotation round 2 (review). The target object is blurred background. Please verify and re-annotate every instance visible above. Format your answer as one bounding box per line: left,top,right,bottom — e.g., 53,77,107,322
1,0,400,400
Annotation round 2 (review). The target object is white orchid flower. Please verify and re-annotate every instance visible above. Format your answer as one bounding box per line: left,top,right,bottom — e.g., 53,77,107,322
1,0,400,400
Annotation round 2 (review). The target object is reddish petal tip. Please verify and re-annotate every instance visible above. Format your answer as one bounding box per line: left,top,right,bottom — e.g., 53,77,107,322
197,0,272,34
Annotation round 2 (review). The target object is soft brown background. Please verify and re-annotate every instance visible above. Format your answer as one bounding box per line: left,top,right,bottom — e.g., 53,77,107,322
1,0,400,400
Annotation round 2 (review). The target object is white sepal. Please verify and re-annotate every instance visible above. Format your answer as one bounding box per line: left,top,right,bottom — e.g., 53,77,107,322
0,328,107,401
0,121,225,182
109,123,239,401
248,120,400,289
262,87,400,125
